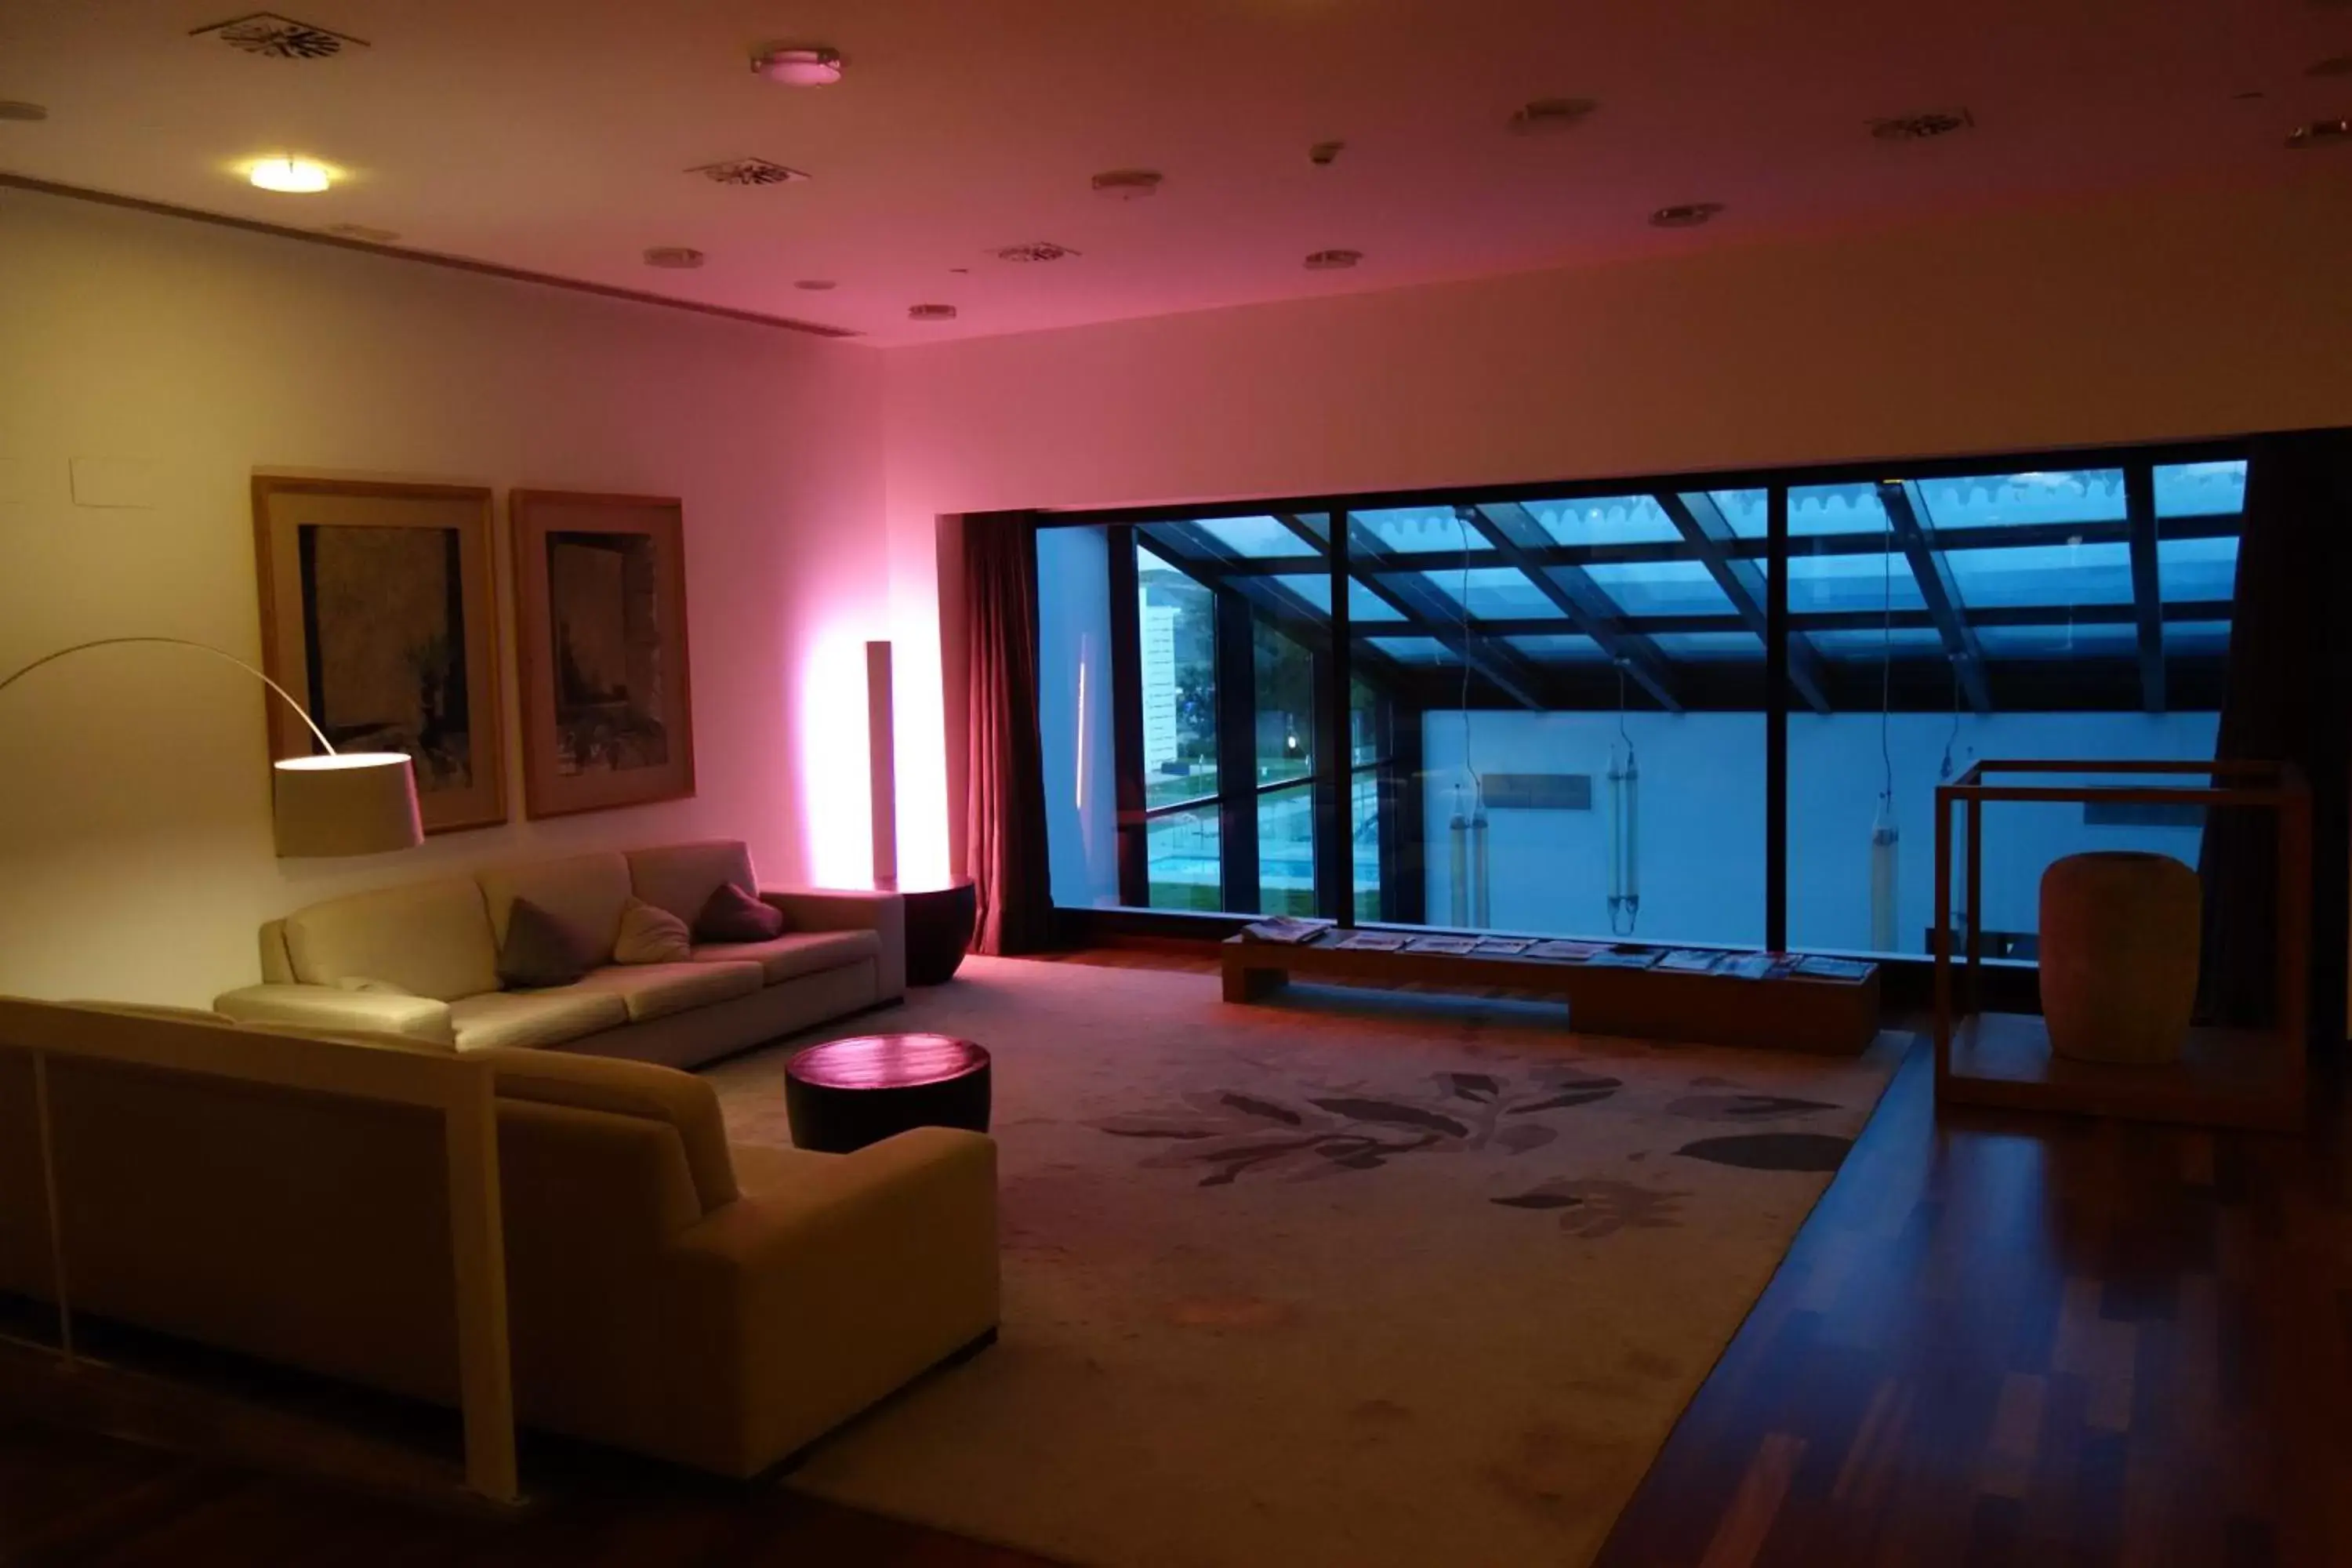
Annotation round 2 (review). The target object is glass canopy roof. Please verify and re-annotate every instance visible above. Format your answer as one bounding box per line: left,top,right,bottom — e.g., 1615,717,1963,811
1128,459,2244,713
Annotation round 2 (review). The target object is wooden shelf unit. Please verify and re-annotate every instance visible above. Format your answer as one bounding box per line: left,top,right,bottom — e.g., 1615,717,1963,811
1222,935,1881,1055
1932,758,2310,1132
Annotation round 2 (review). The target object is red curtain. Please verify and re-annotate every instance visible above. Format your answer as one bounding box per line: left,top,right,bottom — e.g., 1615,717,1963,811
2197,430,2352,1040
964,512,1058,955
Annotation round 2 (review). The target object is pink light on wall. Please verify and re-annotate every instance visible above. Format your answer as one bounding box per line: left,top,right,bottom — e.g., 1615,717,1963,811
796,627,875,888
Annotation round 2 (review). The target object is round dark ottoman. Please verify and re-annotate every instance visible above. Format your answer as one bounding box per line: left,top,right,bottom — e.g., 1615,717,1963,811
784,1033,992,1153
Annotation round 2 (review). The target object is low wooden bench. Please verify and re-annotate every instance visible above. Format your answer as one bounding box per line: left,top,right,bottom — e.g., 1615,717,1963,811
1221,934,1881,1056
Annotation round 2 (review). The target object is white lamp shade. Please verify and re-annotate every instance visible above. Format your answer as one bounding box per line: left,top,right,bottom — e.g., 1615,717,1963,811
271,753,424,858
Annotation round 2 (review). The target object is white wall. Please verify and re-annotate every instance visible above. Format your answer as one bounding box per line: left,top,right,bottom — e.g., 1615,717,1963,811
884,174,2352,884
1420,709,2217,952
0,188,887,1004
1036,524,1118,907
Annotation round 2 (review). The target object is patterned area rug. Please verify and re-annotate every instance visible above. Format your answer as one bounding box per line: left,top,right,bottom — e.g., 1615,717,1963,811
703,956,1900,1568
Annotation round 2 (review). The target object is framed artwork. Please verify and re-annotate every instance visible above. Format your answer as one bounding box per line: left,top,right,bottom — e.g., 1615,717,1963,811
509,490,695,819
252,476,507,835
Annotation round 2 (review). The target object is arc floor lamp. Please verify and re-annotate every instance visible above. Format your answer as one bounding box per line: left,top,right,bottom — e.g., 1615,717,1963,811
0,635,425,857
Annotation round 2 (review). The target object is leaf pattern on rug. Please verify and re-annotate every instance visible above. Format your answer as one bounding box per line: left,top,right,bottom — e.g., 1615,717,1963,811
1092,1067,1621,1186
1488,1179,1690,1238
1666,1092,1842,1122
1675,1132,1855,1172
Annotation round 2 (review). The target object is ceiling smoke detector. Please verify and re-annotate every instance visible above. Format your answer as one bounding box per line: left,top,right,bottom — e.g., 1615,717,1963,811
1870,108,1974,142
751,45,844,86
1508,97,1598,135
908,303,959,321
1650,201,1724,229
1308,140,1345,166
1303,249,1363,270
0,101,47,122
690,158,809,187
191,12,368,57
992,241,1080,263
643,246,706,270
2286,116,2352,148
321,222,398,243
1091,168,1163,200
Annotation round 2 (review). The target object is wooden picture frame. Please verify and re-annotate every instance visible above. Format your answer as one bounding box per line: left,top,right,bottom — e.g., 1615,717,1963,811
253,475,507,836
509,490,695,819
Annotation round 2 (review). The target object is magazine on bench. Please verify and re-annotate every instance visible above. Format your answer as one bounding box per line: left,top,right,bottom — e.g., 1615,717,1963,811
1242,915,1335,945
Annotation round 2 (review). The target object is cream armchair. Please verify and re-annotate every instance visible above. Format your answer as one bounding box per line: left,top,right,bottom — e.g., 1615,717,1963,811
0,1002,999,1480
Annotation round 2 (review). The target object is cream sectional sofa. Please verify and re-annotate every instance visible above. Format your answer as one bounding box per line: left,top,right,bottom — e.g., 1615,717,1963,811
215,840,902,1068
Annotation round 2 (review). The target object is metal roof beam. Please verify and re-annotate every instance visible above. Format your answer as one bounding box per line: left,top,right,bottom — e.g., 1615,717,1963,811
1877,481,1992,714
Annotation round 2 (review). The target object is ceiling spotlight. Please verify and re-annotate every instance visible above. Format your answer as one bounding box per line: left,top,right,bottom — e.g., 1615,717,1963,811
751,45,844,85
0,101,47,122
1508,97,1598,135
1650,201,1723,228
1870,108,1973,141
691,157,808,186
247,155,333,193
1308,140,1345,166
1091,168,1163,199
2285,116,2352,148
793,279,837,291
908,303,958,321
993,241,1080,263
643,246,706,269
1303,249,1362,270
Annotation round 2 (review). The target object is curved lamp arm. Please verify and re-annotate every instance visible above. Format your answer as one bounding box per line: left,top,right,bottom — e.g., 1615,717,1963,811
0,635,339,757
0,635,423,858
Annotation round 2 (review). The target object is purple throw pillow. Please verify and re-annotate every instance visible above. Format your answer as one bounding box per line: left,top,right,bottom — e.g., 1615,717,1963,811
498,896,593,989
695,882,786,944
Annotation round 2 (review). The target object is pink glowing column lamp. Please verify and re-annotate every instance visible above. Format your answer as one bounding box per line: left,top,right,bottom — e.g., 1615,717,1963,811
862,638,975,982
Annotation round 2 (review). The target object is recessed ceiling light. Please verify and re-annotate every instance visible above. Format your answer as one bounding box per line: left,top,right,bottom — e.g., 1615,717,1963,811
993,241,1080,263
690,158,809,187
1870,108,1973,141
2286,116,2352,148
247,155,333,193
1303,249,1362,270
793,279,837,291
0,101,47,122
1308,140,1345,166
321,222,397,243
1091,168,1163,200
1650,201,1724,229
1508,98,1597,135
751,45,844,86
908,303,958,321
643,246,706,269
191,12,368,57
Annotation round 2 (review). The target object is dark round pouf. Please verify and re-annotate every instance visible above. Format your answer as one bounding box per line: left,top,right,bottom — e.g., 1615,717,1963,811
902,880,979,985
785,1033,992,1154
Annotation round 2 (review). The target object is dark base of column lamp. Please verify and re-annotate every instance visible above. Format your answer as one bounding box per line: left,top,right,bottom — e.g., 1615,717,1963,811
899,880,978,985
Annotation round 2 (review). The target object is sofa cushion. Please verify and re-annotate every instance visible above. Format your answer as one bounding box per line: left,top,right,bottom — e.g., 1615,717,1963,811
696,883,786,944
497,897,597,991
627,841,757,927
476,1047,740,1214
566,961,764,1023
691,930,880,987
281,877,499,1001
613,898,693,965
447,989,629,1052
478,852,633,967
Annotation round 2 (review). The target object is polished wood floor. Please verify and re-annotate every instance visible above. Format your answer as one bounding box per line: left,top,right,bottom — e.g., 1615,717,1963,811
5,946,2344,1566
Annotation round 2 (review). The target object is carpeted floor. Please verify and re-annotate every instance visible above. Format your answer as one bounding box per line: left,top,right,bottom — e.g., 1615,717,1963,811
702,956,1900,1568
